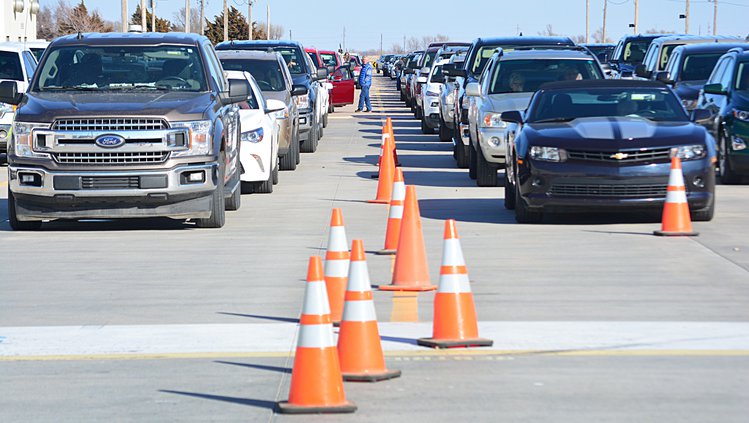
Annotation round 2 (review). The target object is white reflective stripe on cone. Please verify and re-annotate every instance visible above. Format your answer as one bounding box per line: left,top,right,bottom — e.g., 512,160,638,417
388,205,404,219
668,169,686,188
324,259,350,278
341,300,377,322
303,281,332,315
441,239,466,267
327,227,349,252
665,189,688,204
392,182,405,201
297,323,336,348
438,273,472,293
346,261,371,291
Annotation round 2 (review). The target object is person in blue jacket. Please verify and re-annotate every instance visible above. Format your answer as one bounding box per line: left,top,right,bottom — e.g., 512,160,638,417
356,61,373,112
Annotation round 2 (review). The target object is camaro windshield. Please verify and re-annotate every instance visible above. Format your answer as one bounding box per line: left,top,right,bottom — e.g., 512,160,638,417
35,45,208,91
528,87,689,123
221,58,286,92
489,59,603,94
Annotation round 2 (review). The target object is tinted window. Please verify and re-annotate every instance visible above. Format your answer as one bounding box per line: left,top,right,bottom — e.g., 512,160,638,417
620,39,652,64
422,50,438,68
489,59,603,94
31,48,45,62
719,59,735,89
0,51,23,81
708,58,729,84
220,59,286,92
680,53,724,81
736,62,749,91
22,51,37,79
35,45,207,91
320,53,338,67
274,47,307,75
658,44,683,71
529,87,688,123
306,52,320,67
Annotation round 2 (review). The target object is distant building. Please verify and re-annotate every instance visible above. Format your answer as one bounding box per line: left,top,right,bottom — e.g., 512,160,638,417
1,1,39,42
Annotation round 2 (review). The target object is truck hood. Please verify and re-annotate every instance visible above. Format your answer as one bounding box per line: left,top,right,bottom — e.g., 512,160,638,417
486,92,533,113
16,91,214,123
525,117,707,149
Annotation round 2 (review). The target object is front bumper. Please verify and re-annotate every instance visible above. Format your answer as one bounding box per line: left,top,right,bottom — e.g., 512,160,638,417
518,159,715,212
477,127,508,164
298,109,313,137
727,128,749,174
423,99,441,128
9,162,218,221
239,140,272,182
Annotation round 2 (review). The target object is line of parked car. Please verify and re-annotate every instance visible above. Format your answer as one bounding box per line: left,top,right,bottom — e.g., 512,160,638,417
0,34,362,230
378,32,749,223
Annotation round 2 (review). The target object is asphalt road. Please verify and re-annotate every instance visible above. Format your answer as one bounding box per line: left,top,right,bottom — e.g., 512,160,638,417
1,75,748,422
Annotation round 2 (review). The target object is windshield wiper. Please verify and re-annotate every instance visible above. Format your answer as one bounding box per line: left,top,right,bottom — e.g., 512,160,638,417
42,86,101,91
107,85,171,92
533,117,577,123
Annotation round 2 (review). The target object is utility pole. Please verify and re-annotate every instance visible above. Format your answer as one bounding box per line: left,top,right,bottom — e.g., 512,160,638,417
712,0,718,35
141,0,146,31
121,0,128,32
185,0,190,33
634,0,639,34
223,0,228,41
151,0,156,33
200,0,204,35
585,0,589,44
602,0,608,44
266,3,270,40
380,33,383,55
685,0,690,34
402,35,405,52
289,30,292,40
343,26,346,52
248,0,252,40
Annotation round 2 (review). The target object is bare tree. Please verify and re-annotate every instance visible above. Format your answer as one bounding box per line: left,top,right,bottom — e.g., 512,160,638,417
591,27,611,43
571,34,586,44
173,7,202,33
538,24,557,36
644,28,674,35
36,6,56,40
389,43,405,54
406,36,421,52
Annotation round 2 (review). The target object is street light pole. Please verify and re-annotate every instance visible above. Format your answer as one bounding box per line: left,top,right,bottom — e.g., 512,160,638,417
685,0,690,34
634,0,639,34
121,0,128,32
266,3,270,40
185,0,190,33
200,0,204,35
713,0,718,35
585,0,589,44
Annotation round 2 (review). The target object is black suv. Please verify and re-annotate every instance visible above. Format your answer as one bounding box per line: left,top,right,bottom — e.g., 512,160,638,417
216,40,328,153
0,32,249,230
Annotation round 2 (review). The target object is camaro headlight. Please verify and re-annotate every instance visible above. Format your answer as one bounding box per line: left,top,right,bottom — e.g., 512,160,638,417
12,122,50,158
530,146,566,162
670,144,706,161
171,120,212,157
294,94,310,110
733,109,749,122
481,113,508,129
241,127,264,143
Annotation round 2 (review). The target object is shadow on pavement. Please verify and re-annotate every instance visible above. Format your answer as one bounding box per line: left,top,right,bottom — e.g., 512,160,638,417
159,390,277,411
215,361,291,374
419,198,516,224
379,335,418,345
216,312,299,323
401,170,476,188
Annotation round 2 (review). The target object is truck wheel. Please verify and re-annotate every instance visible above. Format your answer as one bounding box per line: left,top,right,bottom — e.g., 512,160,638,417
455,143,470,168
224,165,241,211
279,132,299,171
301,119,319,153
515,182,542,224
438,117,451,142
196,154,226,228
421,118,434,135
468,144,478,180
504,169,516,210
720,134,741,184
8,187,42,231
476,146,498,187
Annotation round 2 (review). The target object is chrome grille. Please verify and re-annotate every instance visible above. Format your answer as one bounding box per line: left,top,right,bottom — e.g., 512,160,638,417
550,184,668,198
52,118,168,131
53,151,169,165
81,176,140,190
567,148,672,163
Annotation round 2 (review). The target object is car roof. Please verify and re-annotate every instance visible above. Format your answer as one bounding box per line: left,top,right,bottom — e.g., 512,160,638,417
428,41,471,48
500,49,596,60
216,49,281,61
650,35,742,46
673,42,749,54
538,79,668,91
0,42,31,53
52,32,206,46
618,34,674,42
472,36,574,47
216,40,303,50
582,43,615,48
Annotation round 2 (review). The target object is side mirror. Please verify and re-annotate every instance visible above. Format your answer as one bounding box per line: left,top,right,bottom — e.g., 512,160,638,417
222,78,250,104
265,99,287,115
291,84,308,96
431,74,446,84
465,82,481,97
316,68,329,80
416,76,428,84
703,83,727,96
0,80,21,105
634,64,651,79
441,63,455,75
654,71,673,85
500,110,523,124
690,108,712,122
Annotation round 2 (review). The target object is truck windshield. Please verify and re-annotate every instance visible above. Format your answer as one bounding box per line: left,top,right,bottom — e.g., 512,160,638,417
529,87,688,123
0,51,24,81
680,53,724,81
619,39,652,64
220,59,286,92
489,60,603,94
274,47,307,75
320,53,338,68
35,45,208,92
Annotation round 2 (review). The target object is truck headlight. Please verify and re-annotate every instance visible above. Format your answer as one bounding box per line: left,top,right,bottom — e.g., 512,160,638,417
530,146,566,162
294,94,310,110
670,144,706,161
171,120,212,157
481,113,508,128
733,109,749,122
13,122,50,159
241,127,264,143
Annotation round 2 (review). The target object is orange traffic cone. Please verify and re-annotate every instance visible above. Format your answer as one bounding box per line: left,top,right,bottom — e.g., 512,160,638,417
418,220,493,348
277,257,357,414
654,157,699,237
325,208,350,324
338,240,402,382
379,186,436,291
377,118,400,168
369,131,395,204
388,118,400,166
377,168,405,255
376,123,391,167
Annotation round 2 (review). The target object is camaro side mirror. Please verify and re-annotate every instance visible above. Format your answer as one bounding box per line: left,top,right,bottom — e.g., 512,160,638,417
654,71,674,85
465,82,481,97
291,84,308,96
703,83,727,96
0,80,21,105
500,110,523,124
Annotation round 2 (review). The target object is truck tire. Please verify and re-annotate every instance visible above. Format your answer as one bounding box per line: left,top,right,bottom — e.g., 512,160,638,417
692,196,715,222
720,134,741,184
196,154,226,228
8,187,42,231
438,117,451,142
476,146,498,187
468,144,478,180
323,111,329,128
279,132,299,171
421,118,434,135
455,143,470,168
328,103,335,113
301,118,319,153
225,166,241,211
504,169,516,210
272,157,279,185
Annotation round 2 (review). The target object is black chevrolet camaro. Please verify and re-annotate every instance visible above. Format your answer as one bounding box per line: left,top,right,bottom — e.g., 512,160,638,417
502,80,716,223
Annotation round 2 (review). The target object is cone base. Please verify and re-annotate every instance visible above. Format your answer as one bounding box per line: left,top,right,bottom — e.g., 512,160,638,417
375,249,397,256
378,284,437,292
370,173,379,179
417,337,494,349
367,199,390,204
277,401,357,414
343,369,402,382
654,230,699,237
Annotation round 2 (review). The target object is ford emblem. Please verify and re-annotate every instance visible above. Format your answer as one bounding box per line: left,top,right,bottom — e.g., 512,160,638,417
95,134,126,148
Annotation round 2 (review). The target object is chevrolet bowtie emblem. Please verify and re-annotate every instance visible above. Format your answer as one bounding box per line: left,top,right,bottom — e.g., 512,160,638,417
610,152,629,160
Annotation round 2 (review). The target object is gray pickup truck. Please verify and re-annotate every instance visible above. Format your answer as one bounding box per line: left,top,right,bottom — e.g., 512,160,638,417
0,32,250,230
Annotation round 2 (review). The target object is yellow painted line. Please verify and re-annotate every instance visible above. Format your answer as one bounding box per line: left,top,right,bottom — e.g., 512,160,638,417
0,181,7,187
3,349,749,362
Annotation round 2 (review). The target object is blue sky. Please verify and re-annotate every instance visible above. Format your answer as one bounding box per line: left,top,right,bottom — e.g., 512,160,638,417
44,0,749,50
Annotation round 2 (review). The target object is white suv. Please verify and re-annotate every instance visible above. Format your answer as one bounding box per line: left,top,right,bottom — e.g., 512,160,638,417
419,58,450,135
0,42,38,154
